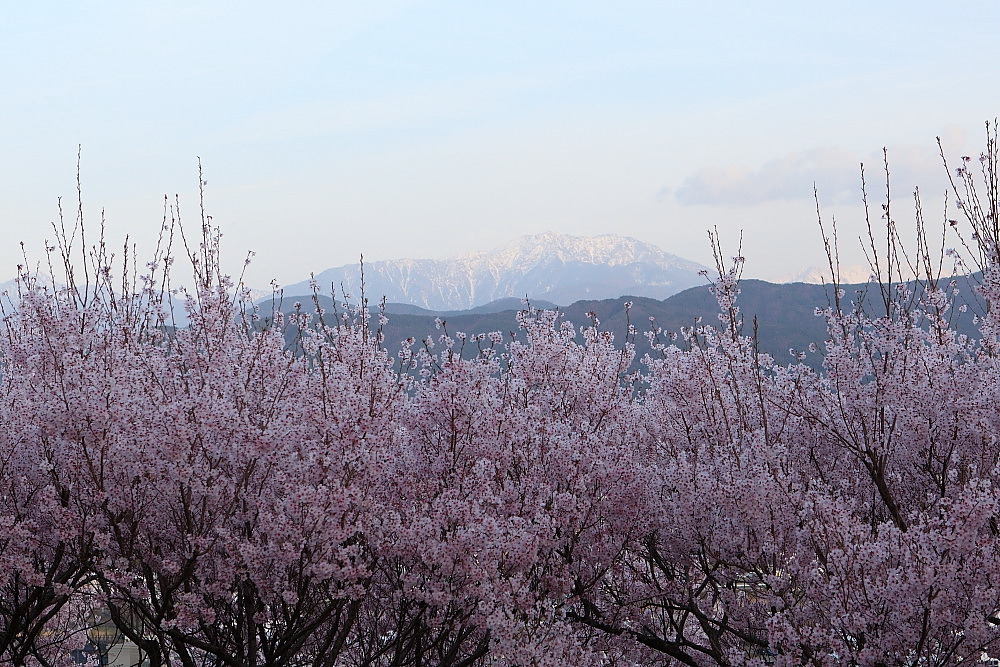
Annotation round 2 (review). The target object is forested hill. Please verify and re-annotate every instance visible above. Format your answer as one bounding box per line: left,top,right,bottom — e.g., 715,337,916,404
270,274,985,367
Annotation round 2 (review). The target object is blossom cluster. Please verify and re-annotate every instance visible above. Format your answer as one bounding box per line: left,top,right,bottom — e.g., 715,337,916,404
3,135,1000,665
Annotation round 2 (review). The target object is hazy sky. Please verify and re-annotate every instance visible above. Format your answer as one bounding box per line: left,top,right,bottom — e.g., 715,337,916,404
2,2,999,287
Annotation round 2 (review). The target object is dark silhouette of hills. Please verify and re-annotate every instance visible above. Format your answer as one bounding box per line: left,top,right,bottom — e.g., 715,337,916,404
268,274,986,368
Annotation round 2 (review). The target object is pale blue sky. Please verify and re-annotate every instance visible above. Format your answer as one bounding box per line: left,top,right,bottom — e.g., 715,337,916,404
2,2,999,286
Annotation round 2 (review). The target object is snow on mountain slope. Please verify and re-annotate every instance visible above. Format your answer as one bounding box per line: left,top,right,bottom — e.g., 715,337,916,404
277,232,709,311
778,264,873,285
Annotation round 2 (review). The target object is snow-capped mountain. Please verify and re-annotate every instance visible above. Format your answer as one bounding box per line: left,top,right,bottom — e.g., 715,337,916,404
277,232,709,311
778,264,873,285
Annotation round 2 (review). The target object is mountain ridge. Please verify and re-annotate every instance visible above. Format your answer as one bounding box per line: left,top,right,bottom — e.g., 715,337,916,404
277,232,709,311
270,273,986,372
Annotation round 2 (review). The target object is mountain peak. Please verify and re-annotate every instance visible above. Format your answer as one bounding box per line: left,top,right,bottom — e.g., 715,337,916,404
279,233,708,311
475,232,692,268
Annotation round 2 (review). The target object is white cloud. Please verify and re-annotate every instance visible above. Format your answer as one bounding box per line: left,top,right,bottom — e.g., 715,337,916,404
674,142,953,207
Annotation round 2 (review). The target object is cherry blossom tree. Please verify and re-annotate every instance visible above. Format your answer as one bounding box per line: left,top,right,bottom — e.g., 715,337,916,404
579,128,1000,665
3,128,1000,665
368,310,654,666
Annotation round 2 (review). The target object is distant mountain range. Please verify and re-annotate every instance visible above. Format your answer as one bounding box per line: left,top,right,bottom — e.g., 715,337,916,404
264,233,988,367
777,264,873,285
278,232,709,311
270,275,985,370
